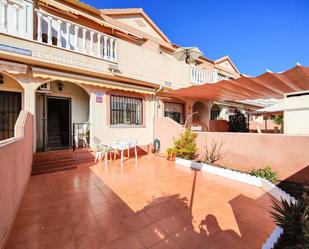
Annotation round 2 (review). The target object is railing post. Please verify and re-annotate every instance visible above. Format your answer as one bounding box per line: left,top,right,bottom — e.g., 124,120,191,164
90,30,94,55
47,16,52,45
74,25,79,52
0,0,7,32
109,37,114,61
13,3,20,35
103,35,108,60
37,12,42,42
82,28,87,53
57,19,62,47
97,33,102,57
113,38,117,63
66,22,71,49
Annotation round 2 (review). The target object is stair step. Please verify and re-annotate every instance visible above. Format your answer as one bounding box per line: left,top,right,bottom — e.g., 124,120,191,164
32,149,94,175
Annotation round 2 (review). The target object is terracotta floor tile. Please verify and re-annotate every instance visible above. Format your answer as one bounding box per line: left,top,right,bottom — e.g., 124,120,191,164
5,154,276,249
149,238,181,249
135,223,166,248
102,234,145,249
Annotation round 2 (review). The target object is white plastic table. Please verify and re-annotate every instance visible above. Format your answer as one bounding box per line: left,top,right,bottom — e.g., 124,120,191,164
112,140,138,162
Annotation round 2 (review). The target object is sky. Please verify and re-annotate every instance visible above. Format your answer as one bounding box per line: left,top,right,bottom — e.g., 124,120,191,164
83,0,309,76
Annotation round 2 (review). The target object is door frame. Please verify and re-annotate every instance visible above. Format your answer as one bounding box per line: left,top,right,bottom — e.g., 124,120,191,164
45,96,72,150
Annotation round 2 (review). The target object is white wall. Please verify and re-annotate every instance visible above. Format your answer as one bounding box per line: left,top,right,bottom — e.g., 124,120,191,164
284,92,309,135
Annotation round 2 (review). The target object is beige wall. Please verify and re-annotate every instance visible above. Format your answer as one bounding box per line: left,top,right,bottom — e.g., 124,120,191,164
284,92,309,135
111,14,164,41
0,112,33,249
0,33,191,88
86,85,155,148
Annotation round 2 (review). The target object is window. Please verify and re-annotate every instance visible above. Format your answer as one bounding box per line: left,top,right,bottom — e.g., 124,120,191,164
164,102,184,124
210,104,221,120
0,91,21,140
110,95,143,125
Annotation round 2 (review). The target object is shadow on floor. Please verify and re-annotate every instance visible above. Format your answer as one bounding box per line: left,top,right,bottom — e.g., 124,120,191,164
6,155,275,249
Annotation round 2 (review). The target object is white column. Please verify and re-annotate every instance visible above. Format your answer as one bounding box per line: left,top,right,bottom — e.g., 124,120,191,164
56,19,62,47
89,31,94,55
113,39,117,63
74,25,79,52
47,16,52,45
109,37,114,61
82,28,87,53
37,12,42,42
0,0,7,32
103,35,108,59
13,4,19,35
97,33,101,57
66,22,71,49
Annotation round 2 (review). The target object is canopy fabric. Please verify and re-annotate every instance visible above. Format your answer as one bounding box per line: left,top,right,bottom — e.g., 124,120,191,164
172,47,203,63
254,100,284,114
32,68,155,95
167,66,309,101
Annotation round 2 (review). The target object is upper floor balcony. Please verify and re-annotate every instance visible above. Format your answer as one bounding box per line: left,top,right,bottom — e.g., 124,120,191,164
191,66,228,84
0,1,117,63
0,0,200,88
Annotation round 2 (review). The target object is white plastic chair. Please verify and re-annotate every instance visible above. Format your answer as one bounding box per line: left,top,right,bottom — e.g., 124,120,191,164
101,143,117,164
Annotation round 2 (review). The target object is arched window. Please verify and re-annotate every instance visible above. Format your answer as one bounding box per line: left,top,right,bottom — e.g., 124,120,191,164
210,104,221,120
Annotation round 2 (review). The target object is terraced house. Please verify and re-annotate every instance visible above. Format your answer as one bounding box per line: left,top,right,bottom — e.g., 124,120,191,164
1,1,309,249
0,0,250,152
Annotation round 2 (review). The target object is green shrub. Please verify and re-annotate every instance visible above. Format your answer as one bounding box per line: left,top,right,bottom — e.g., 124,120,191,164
250,166,278,183
171,129,197,160
272,115,284,126
228,110,249,132
271,194,309,249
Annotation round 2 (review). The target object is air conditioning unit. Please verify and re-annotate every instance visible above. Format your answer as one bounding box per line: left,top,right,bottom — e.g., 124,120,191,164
37,82,51,93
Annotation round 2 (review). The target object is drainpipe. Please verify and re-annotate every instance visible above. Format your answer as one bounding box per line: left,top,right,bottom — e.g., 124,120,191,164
152,85,164,144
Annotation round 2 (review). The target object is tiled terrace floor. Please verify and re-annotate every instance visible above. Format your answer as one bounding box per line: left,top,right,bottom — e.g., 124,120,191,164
5,153,276,249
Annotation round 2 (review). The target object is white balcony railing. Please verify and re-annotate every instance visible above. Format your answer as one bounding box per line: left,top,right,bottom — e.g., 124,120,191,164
35,10,117,63
0,0,33,39
191,67,228,84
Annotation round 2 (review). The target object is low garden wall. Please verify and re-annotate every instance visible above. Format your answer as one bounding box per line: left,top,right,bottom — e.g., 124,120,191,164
195,132,309,183
0,111,33,249
154,117,309,183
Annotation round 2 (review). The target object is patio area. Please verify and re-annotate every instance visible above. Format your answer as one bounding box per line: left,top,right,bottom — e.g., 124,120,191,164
5,153,276,249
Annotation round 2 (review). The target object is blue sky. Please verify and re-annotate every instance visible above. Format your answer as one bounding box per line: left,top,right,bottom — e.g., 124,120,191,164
84,0,309,76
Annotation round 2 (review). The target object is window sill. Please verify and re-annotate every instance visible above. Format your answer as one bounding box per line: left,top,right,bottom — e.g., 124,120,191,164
109,124,146,128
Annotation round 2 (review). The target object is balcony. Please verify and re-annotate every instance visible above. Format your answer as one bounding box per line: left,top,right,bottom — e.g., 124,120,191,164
0,1,194,88
191,67,228,84
0,1,117,63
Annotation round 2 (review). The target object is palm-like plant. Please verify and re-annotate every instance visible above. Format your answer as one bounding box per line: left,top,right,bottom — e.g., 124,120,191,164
270,194,309,248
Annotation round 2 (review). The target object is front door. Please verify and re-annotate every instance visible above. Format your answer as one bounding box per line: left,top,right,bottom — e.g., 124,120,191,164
47,97,71,149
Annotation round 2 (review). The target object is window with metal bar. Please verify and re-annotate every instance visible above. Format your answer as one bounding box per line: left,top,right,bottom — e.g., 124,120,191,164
0,91,21,140
110,95,143,125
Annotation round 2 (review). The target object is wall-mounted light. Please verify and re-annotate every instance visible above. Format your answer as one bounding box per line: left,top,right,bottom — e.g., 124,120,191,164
0,74,3,84
58,82,63,91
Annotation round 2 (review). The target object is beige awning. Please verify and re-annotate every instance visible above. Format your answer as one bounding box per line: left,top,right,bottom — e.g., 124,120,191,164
0,60,28,75
167,65,309,101
32,67,155,95
37,0,142,38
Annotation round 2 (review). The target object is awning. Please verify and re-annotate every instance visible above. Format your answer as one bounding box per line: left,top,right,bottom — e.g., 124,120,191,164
0,60,28,74
32,67,155,95
37,0,143,38
254,100,284,114
167,65,309,101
